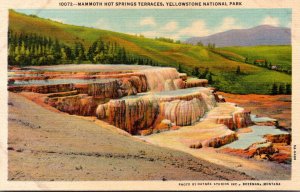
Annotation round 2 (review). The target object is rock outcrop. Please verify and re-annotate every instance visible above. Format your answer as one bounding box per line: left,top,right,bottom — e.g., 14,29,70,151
159,98,207,126
215,116,235,130
96,87,217,134
264,134,291,145
139,67,180,91
205,132,238,148
9,75,148,99
8,65,254,138
233,109,253,128
220,138,291,164
205,103,253,130
45,94,98,116
96,96,160,134
8,84,75,94
185,78,208,88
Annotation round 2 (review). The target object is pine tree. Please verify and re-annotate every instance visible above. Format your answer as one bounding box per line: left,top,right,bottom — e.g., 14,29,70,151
278,84,285,94
197,41,203,46
201,67,209,78
192,67,200,77
264,60,268,68
285,84,291,94
178,64,183,73
271,83,278,95
207,72,213,84
8,30,157,66
236,66,241,74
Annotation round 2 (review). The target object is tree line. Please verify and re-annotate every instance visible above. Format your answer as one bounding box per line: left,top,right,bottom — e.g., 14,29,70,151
190,66,213,84
245,58,291,75
154,37,181,44
271,83,291,95
8,30,160,66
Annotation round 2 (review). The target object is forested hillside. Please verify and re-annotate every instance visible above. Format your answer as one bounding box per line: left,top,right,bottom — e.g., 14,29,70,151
8,10,291,94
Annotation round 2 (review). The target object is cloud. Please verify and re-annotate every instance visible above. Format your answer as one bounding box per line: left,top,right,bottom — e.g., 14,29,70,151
139,17,244,40
139,20,178,38
50,18,65,23
261,16,280,26
140,31,159,37
215,17,242,33
141,20,211,40
89,18,111,30
161,21,178,32
178,20,211,38
140,17,156,27
140,30,180,40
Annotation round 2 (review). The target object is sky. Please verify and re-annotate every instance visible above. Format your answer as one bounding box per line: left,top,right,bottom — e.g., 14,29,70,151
17,9,291,40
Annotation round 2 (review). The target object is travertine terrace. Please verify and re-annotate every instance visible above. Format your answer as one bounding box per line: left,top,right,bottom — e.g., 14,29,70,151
8,64,290,159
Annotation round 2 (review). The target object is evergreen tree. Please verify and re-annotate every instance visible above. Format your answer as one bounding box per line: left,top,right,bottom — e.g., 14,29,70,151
271,83,278,95
264,60,268,68
285,84,291,94
192,67,200,77
201,67,209,78
236,66,241,74
8,30,157,66
197,41,203,46
206,72,213,84
278,84,285,94
178,64,183,73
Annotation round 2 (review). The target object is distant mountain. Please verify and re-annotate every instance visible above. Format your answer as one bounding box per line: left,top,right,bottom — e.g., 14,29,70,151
185,25,291,47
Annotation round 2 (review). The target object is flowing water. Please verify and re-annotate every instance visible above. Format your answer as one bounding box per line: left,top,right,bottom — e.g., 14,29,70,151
223,125,289,149
154,87,206,97
139,67,180,91
23,64,154,72
9,78,116,86
9,65,183,92
113,87,207,101
250,114,277,123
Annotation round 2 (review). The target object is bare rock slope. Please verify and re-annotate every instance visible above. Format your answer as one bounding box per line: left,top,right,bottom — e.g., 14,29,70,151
8,92,252,181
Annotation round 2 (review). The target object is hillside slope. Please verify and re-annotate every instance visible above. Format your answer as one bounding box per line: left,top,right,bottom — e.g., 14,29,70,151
8,10,291,94
216,45,291,73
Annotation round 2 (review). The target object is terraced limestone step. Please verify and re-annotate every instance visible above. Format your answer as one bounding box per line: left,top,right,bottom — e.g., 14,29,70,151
96,87,217,134
142,102,250,148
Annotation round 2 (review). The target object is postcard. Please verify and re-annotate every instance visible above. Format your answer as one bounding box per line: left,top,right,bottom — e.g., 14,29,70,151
0,0,299,190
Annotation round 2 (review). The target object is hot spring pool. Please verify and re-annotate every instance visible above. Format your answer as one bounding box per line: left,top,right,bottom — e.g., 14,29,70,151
223,125,289,149
9,78,116,86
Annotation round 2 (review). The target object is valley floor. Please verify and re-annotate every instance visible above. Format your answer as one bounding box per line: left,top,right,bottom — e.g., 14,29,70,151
8,92,253,181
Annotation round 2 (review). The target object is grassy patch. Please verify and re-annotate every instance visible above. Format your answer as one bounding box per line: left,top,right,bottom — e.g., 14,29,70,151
217,45,291,71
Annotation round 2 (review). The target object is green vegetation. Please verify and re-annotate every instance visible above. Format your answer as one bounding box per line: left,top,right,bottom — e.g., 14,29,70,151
8,10,291,95
215,45,291,74
236,66,241,75
8,30,80,65
8,30,158,66
271,83,291,95
154,37,181,44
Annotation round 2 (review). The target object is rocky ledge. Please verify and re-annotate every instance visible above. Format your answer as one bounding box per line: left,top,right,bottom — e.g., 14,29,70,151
8,64,254,149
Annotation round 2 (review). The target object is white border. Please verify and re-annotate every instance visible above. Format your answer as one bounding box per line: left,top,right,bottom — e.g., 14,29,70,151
0,0,299,190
